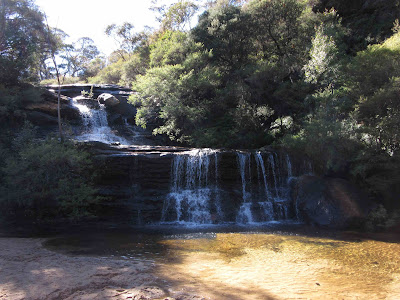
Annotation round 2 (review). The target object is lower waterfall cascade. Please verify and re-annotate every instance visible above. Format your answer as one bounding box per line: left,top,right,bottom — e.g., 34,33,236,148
161,149,222,225
159,149,310,225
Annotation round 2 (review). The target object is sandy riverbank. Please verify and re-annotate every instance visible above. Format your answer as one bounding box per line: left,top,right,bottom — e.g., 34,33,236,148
0,237,202,300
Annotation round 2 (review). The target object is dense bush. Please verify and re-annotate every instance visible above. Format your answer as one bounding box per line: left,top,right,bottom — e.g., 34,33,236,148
0,126,100,221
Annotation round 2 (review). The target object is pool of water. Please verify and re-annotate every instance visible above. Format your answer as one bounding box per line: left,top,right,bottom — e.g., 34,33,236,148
43,224,400,299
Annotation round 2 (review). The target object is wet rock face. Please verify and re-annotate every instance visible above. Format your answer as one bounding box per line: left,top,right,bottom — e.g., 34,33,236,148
25,102,80,122
23,89,81,127
88,144,301,225
84,142,371,228
84,144,237,224
294,175,369,228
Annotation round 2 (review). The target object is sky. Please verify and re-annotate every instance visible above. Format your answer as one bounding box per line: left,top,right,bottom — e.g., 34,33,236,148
35,0,173,56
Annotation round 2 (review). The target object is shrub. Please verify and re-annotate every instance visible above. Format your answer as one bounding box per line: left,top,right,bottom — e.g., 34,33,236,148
0,130,100,221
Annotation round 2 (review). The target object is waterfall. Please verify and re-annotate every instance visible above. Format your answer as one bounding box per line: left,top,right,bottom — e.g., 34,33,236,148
255,152,271,200
159,150,306,226
268,153,280,199
236,152,299,224
236,153,254,223
237,153,251,202
237,203,253,224
71,97,130,144
286,154,293,178
214,152,223,220
162,149,220,225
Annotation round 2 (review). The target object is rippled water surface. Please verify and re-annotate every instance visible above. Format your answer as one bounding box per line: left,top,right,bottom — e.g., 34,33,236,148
44,225,400,299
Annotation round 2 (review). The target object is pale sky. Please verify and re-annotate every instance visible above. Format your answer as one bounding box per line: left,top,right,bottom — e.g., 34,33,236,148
35,0,175,56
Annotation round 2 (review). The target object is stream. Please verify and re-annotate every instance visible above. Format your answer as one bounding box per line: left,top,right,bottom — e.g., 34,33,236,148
42,225,400,299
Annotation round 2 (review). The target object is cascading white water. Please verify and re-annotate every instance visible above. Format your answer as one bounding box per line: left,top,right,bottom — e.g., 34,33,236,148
161,150,306,226
71,97,130,144
237,202,253,224
255,152,271,200
268,153,280,198
254,152,274,222
236,153,254,223
286,153,293,178
237,152,251,202
214,152,223,220
236,152,299,224
162,149,221,225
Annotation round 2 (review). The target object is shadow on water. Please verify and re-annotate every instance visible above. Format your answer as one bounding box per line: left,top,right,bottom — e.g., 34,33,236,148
41,221,400,260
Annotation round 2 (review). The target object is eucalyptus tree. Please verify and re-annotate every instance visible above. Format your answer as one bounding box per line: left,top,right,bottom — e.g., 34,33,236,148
0,0,48,85
60,37,100,77
105,22,149,60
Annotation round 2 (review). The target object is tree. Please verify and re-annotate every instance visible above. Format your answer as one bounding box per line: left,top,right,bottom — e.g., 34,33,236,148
244,0,306,64
105,22,149,59
0,0,48,85
303,24,340,86
150,30,192,67
81,56,106,79
61,37,100,77
37,27,68,81
303,9,347,90
161,1,199,31
191,3,252,71
348,31,400,154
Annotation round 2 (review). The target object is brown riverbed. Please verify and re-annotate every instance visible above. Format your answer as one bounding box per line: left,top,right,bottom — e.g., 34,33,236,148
1,227,400,299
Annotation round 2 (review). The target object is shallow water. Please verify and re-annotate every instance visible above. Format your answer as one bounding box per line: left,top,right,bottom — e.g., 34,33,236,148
44,225,400,299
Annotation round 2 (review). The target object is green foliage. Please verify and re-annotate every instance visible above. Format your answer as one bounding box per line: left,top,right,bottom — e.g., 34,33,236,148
304,25,340,85
279,86,360,174
313,0,400,53
150,31,192,67
60,37,100,77
161,1,199,32
192,3,252,70
244,0,306,63
0,0,48,85
40,76,83,85
88,53,148,86
105,22,148,55
88,59,124,85
0,129,100,220
0,84,42,110
347,32,400,154
365,205,400,232
348,32,400,97
81,85,94,98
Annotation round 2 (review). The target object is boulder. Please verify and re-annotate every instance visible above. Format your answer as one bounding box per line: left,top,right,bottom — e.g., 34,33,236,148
294,175,369,228
97,93,120,107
